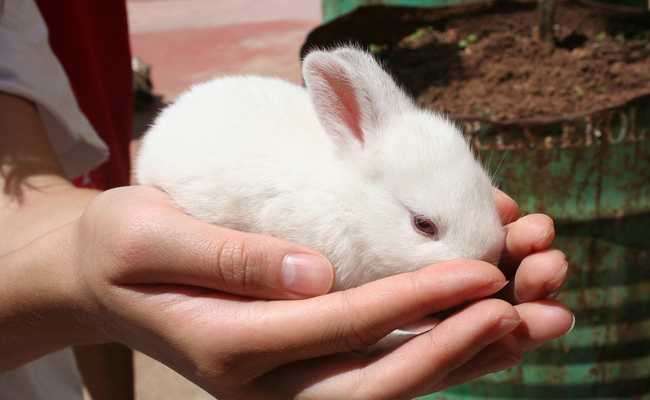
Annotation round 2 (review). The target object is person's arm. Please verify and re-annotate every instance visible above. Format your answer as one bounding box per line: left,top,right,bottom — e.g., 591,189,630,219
0,91,134,400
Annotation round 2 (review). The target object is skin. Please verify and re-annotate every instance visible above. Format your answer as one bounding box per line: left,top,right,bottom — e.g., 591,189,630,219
0,92,573,399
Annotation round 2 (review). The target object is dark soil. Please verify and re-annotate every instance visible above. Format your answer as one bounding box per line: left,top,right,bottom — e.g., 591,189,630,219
303,1,650,121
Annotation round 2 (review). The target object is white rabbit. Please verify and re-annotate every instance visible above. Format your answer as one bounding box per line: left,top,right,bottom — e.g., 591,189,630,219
135,46,505,293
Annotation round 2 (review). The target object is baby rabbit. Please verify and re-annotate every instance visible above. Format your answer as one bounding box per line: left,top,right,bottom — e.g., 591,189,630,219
135,46,505,292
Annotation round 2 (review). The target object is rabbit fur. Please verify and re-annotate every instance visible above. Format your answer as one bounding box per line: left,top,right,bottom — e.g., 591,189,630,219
135,46,505,292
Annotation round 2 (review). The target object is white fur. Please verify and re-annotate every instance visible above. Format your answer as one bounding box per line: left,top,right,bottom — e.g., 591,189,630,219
135,46,505,291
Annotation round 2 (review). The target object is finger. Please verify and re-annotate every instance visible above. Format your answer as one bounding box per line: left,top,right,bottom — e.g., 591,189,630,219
494,188,520,225
328,299,522,399
127,258,510,385
365,299,521,400
86,186,335,300
242,261,508,366
512,300,575,351
425,334,522,394
251,299,522,400
511,249,568,303
501,213,555,275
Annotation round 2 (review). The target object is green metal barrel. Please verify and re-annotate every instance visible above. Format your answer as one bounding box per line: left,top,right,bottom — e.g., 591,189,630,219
312,2,650,397
419,95,650,399
321,0,491,22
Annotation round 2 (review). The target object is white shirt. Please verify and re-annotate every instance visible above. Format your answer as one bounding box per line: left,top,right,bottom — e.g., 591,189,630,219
0,0,109,179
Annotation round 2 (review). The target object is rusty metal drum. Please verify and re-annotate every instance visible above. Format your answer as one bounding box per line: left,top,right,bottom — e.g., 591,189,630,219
418,95,650,399
310,2,650,397
321,0,492,22
577,0,650,14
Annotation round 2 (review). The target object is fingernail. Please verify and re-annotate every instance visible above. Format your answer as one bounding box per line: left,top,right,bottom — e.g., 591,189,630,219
483,318,521,345
566,312,576,334
495,188,513,202
533,224,554,249
464,281,509,302
544,260,568,300
398,317,441,335
283,254,334,296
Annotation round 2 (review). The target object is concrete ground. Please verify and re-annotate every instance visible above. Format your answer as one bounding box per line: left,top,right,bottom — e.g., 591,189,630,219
128,0,321,102
126,1,322,398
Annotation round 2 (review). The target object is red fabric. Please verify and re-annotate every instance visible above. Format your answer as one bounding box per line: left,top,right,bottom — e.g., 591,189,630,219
35,1,133,190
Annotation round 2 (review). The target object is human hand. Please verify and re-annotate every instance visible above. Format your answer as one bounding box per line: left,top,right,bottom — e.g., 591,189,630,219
364,188,573,362
1,185,571,398
48,186,550,399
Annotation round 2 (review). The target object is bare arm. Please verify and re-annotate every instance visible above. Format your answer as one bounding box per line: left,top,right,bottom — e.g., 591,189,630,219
0,91,133,400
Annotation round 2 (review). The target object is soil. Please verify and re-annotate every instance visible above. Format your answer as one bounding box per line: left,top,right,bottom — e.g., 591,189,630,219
302,1,650,121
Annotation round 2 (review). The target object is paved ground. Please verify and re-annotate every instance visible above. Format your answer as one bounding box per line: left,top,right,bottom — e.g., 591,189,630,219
126,1,322,398
128,0,321,102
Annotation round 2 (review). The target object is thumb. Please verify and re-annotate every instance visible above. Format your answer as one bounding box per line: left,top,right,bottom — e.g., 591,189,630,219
87,186,335,300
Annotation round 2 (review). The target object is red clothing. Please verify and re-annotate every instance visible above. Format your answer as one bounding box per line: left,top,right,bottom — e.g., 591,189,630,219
36,0,133,190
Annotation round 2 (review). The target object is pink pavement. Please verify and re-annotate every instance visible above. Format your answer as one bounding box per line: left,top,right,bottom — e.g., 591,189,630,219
127,0,322,101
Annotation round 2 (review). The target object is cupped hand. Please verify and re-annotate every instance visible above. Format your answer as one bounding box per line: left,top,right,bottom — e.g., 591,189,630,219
77,186,336,302
63,186,530,399
493,188,574,350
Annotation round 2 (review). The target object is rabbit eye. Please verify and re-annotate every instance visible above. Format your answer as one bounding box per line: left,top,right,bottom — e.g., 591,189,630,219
412,215,438,239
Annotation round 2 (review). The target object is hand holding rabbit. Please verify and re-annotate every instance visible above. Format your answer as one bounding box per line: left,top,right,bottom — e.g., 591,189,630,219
136,46,505,291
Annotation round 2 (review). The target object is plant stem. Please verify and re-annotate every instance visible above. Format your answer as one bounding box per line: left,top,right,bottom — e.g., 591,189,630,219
538,0,556,43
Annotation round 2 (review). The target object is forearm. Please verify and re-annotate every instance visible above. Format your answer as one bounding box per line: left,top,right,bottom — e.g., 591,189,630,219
0,223,97,371
0,92,133,398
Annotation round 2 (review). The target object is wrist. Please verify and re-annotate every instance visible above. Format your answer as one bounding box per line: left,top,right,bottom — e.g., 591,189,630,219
0,179,105,372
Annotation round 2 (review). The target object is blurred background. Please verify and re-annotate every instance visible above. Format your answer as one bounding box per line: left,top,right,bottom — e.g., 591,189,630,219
125,0,650,399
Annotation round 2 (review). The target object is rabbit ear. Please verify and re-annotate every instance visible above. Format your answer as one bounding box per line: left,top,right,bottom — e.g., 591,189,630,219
302,47,411,151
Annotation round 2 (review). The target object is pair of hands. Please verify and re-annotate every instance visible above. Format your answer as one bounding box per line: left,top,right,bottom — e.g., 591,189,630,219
62,186,570,399
1,184,572,399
